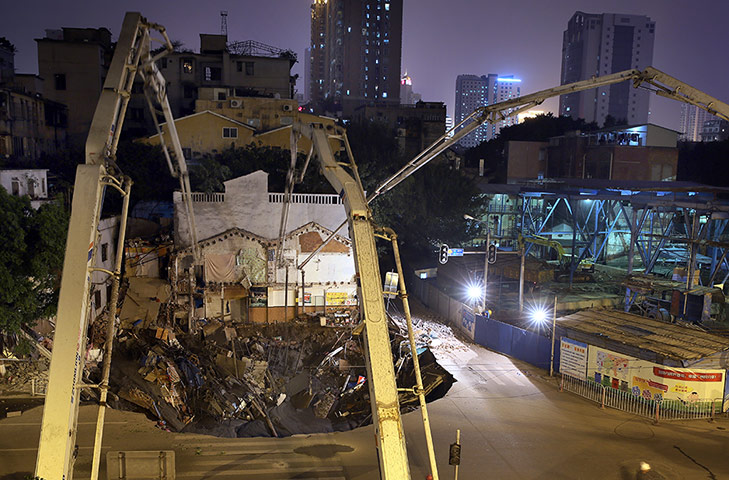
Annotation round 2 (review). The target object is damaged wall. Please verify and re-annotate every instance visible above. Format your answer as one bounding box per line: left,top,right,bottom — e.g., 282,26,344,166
173,170,349,248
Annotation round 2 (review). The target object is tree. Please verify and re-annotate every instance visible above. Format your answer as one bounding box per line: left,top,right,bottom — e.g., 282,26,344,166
678,139,729,187
114,140,179,207
346,120,485,258
464,113,599,182
189,144,333,194
0,189,69,334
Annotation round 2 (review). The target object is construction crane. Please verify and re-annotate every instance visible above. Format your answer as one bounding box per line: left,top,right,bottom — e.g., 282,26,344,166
289,122,413,479
35,12,199,480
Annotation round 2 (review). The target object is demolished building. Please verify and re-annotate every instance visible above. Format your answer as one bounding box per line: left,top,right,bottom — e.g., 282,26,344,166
172,170,357,324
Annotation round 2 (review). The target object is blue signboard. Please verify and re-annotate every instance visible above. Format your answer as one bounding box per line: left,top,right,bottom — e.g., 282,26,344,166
448,248,464,257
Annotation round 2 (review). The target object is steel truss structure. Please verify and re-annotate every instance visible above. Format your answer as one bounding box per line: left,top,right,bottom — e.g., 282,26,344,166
509,181,729,314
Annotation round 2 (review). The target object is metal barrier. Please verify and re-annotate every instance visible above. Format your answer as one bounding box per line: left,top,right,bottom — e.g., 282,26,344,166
560,374,721,423
602,385,656,419
561,372,604,405
657,398,723,421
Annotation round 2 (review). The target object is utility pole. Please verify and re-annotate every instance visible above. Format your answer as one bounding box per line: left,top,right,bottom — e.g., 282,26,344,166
482,230,490,313
550,295,557,377
519,246,525,313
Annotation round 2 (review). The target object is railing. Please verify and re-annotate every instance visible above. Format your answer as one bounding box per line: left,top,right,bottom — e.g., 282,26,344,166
190,192,345,205
268,192,343,205
658,398,723,421
191,192,225,203
561,373,723,422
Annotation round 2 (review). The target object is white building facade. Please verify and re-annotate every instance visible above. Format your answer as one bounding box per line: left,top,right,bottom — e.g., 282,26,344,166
0,168,49,208
173,171,357,322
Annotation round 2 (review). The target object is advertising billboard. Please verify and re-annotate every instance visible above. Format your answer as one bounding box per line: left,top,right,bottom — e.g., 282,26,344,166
587,346,726,405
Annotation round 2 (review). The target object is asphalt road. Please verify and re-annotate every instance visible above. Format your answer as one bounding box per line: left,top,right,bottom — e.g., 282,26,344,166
1,334,728,479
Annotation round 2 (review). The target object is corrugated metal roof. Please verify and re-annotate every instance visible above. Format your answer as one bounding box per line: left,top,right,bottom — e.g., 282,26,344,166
558,309,729,362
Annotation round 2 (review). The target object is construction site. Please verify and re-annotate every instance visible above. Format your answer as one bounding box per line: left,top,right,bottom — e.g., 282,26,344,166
2,7,729,480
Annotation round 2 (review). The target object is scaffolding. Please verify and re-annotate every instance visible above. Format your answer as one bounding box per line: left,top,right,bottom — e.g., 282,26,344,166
478,178,729,320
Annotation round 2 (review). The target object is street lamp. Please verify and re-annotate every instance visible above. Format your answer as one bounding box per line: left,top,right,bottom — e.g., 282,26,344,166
466,283,483,305
464,214,490,313
530,296,558,376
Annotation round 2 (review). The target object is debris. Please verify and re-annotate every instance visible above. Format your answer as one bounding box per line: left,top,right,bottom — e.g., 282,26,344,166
99,275,454,440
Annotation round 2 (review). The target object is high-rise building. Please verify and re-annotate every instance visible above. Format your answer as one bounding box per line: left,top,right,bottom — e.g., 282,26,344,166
454,73,521,148
399,72,421,105
445,115,454,138
309,0,403,117
303,46,312,104
559,12,655,126
700,118,729,142
309,1,327,109
679,104,718,142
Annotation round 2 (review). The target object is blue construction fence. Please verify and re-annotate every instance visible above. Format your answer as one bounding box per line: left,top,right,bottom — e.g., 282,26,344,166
409,274,559,373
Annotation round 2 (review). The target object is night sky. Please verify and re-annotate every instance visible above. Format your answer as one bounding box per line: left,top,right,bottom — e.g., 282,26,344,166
2,0,728,130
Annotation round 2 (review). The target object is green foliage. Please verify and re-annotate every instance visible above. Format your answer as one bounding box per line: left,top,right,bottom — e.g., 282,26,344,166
346,120,484,257
678,139,729,186
189,144,333,194
115,141,179,205
0,189,69,334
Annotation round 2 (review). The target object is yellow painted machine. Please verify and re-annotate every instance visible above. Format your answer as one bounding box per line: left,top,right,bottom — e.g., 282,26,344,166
37,11,729,479
518,234,594,281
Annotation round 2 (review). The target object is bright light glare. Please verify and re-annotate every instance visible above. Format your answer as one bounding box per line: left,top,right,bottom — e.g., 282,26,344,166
532,308,548,323
467,285,482,301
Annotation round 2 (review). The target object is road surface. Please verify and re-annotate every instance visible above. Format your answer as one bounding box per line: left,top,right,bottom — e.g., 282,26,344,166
1,312,728,479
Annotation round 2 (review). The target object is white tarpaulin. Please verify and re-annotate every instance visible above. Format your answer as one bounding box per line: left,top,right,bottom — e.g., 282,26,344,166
205,253,237,283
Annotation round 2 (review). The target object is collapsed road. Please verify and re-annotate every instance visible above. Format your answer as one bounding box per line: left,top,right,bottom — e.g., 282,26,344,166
84,286,456,439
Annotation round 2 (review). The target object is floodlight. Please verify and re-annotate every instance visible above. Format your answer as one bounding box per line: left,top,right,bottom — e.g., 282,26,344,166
467,285,482,301
532,308,548,324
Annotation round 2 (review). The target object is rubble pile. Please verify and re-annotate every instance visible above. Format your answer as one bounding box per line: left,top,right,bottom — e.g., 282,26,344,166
0,359,48,395
106,313,453,438
388,301,472,357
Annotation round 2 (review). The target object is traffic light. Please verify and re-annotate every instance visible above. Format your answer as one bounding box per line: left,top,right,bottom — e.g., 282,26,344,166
439,244,449,264
448,441,461,465
487,243,497,264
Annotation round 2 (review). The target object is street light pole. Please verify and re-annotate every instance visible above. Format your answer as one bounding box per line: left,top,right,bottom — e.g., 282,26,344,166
483,230,490,313
550,295,557,377
519,246,525,313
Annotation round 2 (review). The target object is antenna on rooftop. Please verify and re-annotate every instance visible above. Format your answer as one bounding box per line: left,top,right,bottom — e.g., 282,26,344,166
220,11,228,36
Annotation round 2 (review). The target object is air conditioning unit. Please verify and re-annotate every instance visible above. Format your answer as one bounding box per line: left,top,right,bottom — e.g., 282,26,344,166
282,104,293,112
230,99,242,108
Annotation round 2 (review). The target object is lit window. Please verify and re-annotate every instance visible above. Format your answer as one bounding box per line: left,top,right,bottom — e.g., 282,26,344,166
182,59,193,74
383,92,387,98
346,90,350,95
385,3,390,10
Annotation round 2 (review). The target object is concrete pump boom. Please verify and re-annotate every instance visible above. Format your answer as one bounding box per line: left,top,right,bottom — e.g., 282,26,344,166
35,10,729,478
298,66,729,271
36,12,199,479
